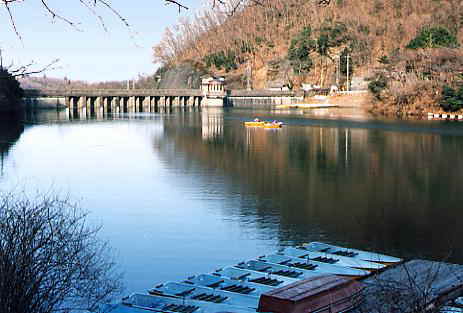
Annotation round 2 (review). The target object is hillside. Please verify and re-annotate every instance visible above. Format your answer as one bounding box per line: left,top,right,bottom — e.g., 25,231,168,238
154,0,463,114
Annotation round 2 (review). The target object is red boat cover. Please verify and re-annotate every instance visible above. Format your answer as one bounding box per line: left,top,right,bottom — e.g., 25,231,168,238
257,275,364,313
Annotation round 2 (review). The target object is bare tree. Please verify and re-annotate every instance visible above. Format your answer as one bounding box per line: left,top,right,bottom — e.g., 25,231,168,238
0,191,123,313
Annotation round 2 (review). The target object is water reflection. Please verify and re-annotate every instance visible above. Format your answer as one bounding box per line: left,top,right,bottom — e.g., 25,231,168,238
0,112,25,177
155,109,463,262
2,108,463,293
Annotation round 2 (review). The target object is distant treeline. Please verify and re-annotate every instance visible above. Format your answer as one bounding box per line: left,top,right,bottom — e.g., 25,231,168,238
19,73,159,90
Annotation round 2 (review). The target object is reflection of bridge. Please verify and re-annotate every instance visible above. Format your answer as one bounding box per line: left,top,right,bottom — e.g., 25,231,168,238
23,88,303,112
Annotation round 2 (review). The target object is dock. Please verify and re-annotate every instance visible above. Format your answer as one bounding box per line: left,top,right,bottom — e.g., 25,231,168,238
275,103,339,109
101,244,463,313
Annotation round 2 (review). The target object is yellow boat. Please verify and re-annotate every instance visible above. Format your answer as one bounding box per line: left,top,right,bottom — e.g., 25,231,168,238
244,121,266,127
263,122,283,129
275,104,299,109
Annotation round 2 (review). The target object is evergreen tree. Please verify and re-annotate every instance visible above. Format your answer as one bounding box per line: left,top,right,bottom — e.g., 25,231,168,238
0,68,24,105
407,26,459,49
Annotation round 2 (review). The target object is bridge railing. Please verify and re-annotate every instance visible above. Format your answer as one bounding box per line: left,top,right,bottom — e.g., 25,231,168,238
23,89,204,97
228,89,301,97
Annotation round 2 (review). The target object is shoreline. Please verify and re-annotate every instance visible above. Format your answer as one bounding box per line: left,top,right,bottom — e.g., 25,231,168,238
294,92,463,122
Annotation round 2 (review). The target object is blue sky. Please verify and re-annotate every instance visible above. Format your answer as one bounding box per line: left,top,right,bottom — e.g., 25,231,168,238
1,0,200,82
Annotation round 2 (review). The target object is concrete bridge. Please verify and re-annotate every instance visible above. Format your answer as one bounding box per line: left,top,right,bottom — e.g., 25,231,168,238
24,89,207,114
23,88,302,113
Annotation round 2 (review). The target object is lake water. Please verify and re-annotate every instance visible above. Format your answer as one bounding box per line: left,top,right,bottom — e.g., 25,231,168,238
1,107,463,294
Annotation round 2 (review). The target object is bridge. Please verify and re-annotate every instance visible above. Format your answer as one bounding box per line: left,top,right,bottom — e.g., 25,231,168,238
24,89,207,114
23,88,302,113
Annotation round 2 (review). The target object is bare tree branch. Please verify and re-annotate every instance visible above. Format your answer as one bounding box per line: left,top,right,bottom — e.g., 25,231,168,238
1,0,191,39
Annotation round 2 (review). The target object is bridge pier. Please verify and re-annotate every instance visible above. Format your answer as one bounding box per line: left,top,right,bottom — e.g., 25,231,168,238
78,96,87,110
94,97,102,116
142,96,150,112
86,97,92,117
150,96,159,112
121,97,128,113
134,96,140,113
92,97,98,116
127,96,134,112
102,97,108,114
36,89,212,114
70,97,79,112
164,96,170,108
110,97,118,114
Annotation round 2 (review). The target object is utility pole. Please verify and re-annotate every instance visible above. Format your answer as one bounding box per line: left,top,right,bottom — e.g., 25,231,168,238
336,55,340,87
127,80,130,90
246,61,252,91
346,54,351,92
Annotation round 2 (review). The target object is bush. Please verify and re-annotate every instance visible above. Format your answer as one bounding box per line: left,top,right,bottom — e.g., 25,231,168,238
368,75,388,99
407,26,459,49
378,55,390,64
440,85,463,112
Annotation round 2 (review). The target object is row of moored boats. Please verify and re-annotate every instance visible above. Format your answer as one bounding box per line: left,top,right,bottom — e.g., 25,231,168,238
101,241,403,313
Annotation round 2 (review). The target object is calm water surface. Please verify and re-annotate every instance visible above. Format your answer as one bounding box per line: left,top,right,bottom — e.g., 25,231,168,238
1,108,463,293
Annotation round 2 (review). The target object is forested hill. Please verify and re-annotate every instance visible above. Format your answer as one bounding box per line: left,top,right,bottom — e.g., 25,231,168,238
154,0,463,114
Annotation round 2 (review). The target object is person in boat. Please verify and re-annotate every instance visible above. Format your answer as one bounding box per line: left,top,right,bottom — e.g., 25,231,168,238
254,118,261,122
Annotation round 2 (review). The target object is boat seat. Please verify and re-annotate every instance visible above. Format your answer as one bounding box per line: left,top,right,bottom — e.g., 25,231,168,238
174,288,195,297
191,293,228,303
272,269,303,278
249,277,283,286
234,273,251,280
278,260,291,265
291,262,318,271
332,250,359,257
221,284,256,294
312,256,339,264
162,304,199,313
206,280,224,288
296,254,309,259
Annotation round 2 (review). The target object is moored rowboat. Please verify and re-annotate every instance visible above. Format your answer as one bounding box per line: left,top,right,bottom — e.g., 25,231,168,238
214,266,299,287
258,254,370,277
303,242,402,264
186,273,274,296
121,293,255,313
236,260,322,280
279,247,386,271
149,281,259,308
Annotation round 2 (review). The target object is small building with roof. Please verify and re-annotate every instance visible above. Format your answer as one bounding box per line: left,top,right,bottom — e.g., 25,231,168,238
201,76,226,96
